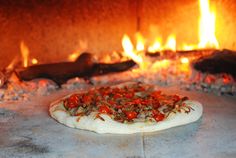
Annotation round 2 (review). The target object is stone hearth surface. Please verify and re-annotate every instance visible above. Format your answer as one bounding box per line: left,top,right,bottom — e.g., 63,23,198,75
0,87,236,158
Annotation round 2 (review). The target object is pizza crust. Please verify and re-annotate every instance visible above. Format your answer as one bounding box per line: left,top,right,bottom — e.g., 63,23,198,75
49,98,203,134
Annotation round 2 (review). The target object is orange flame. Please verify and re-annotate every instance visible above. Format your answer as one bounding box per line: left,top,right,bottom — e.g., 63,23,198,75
68,51,80,62
6,57,18,70
148,37,162,53
165,34,176,51
180,57,189,64
198,0,219,48
122,34,143,64
31,58,38,65
135,32,145,52
179,57,190,73
20,41,29,67
151,59,170,70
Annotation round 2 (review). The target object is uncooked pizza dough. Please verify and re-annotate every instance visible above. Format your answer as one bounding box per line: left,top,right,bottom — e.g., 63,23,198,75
49,82,203,134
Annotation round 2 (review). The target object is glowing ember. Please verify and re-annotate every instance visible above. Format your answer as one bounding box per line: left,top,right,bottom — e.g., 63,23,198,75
198,0,219,48
31,58,38,65
180,57,189,64
122,34,143,64
20,41,29,67
179,57,190,73
151,59,170,70
68,51,80,62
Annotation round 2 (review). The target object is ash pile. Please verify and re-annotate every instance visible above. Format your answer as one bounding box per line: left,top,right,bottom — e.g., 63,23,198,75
1,50,236,102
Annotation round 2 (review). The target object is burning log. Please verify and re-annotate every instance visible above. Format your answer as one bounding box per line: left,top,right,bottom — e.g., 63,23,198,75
16,53,136,85
145,49,215,59
193,49,236,78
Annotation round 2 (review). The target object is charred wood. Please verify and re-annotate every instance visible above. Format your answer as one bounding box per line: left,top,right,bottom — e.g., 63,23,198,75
193,49,236,78
145,49,215,59
16,53,136,85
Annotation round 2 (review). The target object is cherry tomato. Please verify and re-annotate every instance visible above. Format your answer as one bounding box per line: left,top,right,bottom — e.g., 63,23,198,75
113,93,122,99
133,98,142,104
64,94,80,109
99,105,111,114
152,109,159,115
115,105,123,109
82,95,92,103
108,100,116,105
151,91,162,98
125,93,134,99
153,113,165,122
125,111,137,120
152,100,160,108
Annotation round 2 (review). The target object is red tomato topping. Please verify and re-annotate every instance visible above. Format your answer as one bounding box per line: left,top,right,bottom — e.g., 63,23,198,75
82,95,92,103
125,93,134,99
113,93,122,99
152,109,159,115
64,94,80,109
133,98,142,104
125,111,137,120
115,105,123,109
151,91,162,98
153,113,165,122
152,100,160,108
99,105,112,114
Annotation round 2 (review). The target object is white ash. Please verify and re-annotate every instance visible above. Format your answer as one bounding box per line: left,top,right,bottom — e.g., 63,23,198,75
1,66,236,102
0,78,59,102
183,71,236,96
61,77,91,90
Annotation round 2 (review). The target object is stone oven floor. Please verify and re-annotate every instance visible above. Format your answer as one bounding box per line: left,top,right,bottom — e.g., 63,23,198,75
0,87,236,158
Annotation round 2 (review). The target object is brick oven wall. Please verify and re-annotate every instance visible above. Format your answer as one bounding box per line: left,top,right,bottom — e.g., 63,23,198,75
0,0,235,69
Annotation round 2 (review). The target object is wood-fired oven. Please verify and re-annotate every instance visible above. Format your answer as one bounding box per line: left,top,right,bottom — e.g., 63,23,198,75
0,0,236,157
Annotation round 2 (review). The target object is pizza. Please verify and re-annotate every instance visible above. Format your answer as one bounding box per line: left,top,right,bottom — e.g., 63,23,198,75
49,82,203,134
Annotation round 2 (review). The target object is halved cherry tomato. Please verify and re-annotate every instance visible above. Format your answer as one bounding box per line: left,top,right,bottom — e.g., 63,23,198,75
64,94,80,109
152,100,160,108
151,91,162,98
115,105,123,109
113,93,122,99
99,105,112,114
125,93,134,99
82,95,92,103
133,98,142,104
125,111,137,120
153,113,165,122
152,109,159,115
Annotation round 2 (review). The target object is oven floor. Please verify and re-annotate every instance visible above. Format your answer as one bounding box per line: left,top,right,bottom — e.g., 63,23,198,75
0,87,236,158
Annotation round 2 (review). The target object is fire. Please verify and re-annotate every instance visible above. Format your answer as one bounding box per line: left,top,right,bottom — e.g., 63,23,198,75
151,59,170,70
68,51,80,62
198,0,219,48
135,32,145,52
147,35,176,53
148,37,162,53
6,57,18,70
182,43,197,51
180,57,189,64
165,34,176,51
122,34,143,65
31,58,38,65
20,41,29,67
